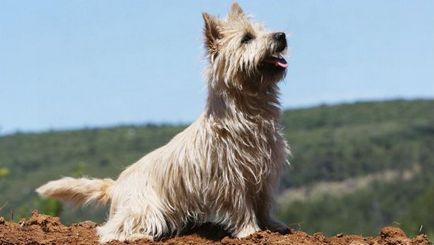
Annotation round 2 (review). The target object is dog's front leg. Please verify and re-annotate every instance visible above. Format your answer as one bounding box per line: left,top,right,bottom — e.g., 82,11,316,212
255,188,290,234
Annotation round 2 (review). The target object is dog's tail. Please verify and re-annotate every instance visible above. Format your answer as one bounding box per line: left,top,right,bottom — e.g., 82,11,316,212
36,177,115,206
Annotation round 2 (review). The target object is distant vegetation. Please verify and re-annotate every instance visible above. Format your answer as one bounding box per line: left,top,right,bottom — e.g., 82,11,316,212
0,99,433,238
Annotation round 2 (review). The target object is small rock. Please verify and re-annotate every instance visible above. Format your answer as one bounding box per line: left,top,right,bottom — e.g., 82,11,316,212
18,219,26,227
380,226,406,238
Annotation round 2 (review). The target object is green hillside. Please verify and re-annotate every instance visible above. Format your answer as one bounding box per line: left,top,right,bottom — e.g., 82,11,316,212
0,99,433,238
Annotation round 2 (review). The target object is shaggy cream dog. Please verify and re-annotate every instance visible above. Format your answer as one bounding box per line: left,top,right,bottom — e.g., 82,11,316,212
37,3,290,243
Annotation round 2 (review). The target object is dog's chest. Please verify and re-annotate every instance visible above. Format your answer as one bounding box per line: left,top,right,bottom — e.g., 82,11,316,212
212,124,282,181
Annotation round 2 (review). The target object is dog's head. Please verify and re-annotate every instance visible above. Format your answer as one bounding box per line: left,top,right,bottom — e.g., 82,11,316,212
203,3,288,91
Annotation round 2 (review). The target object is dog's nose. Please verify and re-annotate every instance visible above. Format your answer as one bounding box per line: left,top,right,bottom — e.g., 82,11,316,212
273,32,286,42
273,32,287,52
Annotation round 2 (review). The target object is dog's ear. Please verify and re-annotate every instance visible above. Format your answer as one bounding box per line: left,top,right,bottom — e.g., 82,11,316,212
228,2,245,20
202,13,222,58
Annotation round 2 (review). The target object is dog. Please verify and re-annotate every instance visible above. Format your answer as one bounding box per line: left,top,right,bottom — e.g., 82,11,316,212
37,2,290,243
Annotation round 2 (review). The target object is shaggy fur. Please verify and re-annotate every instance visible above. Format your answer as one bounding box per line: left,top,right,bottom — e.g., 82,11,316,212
37,3,290,243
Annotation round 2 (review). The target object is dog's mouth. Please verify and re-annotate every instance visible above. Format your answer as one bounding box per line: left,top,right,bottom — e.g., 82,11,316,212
255,50,288,82
263,53,288,69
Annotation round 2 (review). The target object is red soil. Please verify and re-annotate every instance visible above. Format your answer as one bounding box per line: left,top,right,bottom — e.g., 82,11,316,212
0,211,431,245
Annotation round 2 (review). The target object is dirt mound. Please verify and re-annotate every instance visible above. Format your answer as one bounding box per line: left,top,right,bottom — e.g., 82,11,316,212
0,211,431,245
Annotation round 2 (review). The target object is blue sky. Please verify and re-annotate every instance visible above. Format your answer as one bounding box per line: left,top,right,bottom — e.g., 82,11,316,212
1,0,433,134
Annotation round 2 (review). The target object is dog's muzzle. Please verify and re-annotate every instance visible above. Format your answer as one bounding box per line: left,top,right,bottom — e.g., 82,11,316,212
262,32,288,69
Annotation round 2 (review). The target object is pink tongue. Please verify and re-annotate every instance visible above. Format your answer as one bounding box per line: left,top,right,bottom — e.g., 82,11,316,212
276,61,288,68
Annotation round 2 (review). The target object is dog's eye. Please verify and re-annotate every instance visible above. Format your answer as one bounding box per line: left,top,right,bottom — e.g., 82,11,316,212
241,33,254,44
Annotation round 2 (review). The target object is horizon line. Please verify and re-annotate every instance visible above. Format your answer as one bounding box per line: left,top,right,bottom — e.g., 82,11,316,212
1,97,432,137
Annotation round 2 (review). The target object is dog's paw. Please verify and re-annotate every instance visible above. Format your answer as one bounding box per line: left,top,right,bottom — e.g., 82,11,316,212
269,224,291,235
262,219,291,235
233,224,261,238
